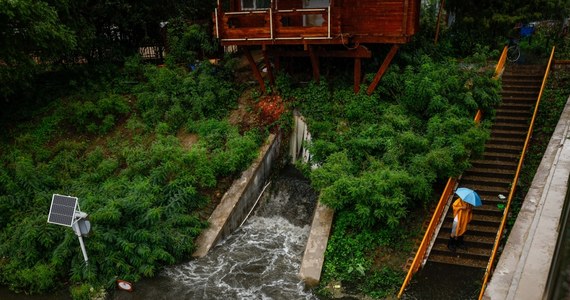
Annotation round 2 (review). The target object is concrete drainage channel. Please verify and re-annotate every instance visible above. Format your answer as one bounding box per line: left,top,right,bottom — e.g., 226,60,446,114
193,112,334,288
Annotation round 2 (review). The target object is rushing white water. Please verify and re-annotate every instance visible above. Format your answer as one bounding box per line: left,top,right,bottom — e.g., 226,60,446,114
114,166,319,300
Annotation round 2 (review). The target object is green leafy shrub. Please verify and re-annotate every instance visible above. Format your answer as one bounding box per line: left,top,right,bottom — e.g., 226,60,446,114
136,64,238,130
291,49,499,298
165,19,217,68
0,59,265,297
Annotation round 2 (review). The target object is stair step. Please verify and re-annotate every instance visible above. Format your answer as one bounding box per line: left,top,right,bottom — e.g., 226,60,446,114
484,143,524,154
458,184,510,196
428,249,490,269
495,108,533,117
471,159,518,170
440,222,499,236
464,167,516,179
501,90,539,98
444,214,502,227
501,84,541,92
490,129,527,139
499,103,534,112
494,115,529,125
487,136,526,146
491,122,529,132
461,177,511,189
436,235,495,248
473,204,506,217
501,93,538,100
502,72,544,79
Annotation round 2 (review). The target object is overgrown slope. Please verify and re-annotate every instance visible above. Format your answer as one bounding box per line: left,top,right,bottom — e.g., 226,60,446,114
0,58,266,298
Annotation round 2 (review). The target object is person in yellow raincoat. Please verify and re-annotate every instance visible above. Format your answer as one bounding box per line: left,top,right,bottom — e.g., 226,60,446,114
447,197,473,252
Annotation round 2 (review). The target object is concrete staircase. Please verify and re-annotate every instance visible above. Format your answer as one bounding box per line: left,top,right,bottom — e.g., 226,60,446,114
428,64,545,269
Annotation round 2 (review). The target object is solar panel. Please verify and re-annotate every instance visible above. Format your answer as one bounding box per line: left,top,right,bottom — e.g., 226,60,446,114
48,194,78,227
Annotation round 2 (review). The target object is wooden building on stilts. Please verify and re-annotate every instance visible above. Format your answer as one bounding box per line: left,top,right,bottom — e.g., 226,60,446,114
213,0,421,94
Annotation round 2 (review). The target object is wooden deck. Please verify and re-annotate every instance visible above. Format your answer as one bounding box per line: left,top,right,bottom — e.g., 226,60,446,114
214,1,420,46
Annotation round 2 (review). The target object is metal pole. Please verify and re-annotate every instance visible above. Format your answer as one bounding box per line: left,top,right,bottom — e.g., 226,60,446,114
73,222,89,264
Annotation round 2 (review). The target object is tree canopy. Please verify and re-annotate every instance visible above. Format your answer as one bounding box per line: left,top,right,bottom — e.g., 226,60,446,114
0,0,215,100
445,0,570,53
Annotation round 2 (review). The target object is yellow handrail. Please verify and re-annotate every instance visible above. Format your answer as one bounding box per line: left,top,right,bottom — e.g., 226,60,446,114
397,177,457,298
477,46,557,300
493,46,509,79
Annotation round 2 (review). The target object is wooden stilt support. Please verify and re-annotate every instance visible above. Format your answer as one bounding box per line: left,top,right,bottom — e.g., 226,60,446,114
262,46,275,87
354,57,362,93
242,46,266,93
308,45,320,83
434,0,445,44
366,44,400,95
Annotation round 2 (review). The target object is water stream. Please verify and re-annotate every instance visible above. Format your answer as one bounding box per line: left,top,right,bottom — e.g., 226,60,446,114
114,165,319,300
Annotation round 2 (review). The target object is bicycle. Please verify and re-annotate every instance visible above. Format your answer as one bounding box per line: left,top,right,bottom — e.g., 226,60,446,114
506,38,520,62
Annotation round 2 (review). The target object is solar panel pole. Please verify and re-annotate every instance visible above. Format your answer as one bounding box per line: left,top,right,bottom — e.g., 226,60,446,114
73,211,89,265
72,222,89,264
47,194,90,265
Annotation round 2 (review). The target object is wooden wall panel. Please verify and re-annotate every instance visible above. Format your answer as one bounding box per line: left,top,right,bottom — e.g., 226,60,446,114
218,0,420,45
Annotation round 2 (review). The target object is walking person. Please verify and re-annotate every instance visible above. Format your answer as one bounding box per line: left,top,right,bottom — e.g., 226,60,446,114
448,197,473,252
447,187,482,252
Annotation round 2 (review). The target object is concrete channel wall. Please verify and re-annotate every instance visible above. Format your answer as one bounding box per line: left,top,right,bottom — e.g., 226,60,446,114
193,133,281,258
292,112,335,287
193,113,333,288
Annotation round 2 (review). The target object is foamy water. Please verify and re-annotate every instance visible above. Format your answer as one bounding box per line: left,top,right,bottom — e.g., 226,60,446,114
114,166,319,300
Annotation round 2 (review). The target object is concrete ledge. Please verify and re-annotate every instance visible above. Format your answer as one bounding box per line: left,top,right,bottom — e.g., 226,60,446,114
299,200,334,287
193,133,280,258
484,95,570,299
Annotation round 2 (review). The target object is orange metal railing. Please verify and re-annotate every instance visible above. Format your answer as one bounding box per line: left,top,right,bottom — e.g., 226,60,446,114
397,50,503,299
397,177,457,298
493,46,509,80
477,46,556,300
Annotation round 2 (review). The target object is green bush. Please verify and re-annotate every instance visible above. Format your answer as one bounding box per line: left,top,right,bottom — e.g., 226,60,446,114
136,63,238,130
292,50,499,298
0,59,265,296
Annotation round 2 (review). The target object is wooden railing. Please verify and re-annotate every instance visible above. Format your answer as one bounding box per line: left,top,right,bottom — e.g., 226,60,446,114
477,45,557,300
214,7,336,42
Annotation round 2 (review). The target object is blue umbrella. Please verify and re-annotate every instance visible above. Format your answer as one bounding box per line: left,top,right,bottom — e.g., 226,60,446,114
455,187,482,207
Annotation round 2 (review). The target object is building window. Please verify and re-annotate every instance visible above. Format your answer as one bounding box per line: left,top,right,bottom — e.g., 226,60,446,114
241,0,270,10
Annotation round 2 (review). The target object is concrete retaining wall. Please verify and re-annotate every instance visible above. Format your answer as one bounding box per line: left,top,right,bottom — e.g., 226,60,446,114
292,112,335,287
299,200,334,287
193,133,281,258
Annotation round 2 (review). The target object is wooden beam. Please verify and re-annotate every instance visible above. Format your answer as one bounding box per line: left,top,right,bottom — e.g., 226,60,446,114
354,57,361,93
220,36,410,47
241,46,266,93
308,45,320,83
366,44,400,95
262,49,275,86
267,45,372,58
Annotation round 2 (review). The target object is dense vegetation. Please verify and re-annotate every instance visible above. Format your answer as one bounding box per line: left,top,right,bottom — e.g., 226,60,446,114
277,48,500,297
277,1,570,297
0,57,266,298
1,0,569,299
